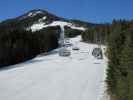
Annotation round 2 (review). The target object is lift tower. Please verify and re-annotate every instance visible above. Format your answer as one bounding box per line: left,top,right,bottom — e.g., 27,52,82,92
59,26,71,56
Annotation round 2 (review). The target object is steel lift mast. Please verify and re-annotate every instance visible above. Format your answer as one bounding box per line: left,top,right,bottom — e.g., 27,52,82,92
59,26,71,56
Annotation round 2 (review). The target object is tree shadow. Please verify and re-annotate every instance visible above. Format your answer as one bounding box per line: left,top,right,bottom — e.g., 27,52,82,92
0,58,44,71
0,49,59,71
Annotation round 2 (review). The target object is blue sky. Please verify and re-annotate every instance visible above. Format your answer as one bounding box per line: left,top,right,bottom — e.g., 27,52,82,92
0,0,132,23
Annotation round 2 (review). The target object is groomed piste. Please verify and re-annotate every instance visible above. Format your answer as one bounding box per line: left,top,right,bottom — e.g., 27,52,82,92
0,36,108,100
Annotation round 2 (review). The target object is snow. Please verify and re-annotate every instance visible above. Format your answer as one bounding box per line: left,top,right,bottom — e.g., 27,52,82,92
28,11,43,17
30,21,86,32
30,22,46,32
0,36,108,100
28,12,33,17
20,11,44,20
38,16,47,22
70,25,86,31
30,16,48,31
46,21,72,27
42,16,47,20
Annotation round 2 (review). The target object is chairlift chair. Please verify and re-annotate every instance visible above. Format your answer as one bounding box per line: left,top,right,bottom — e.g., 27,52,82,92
72,46,80,50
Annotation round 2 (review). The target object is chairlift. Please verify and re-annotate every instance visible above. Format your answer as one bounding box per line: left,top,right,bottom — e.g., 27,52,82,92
92,47,103,59
72,41,80,51
92,39,103,59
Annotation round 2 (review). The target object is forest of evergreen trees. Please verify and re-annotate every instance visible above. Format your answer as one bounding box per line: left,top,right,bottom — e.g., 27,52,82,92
106,20,133,100
0,27,59,67
64,26,83,38
81,23,110,44
81,19,133,100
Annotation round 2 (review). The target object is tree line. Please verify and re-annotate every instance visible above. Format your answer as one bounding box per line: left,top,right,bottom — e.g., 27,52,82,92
81,23,110,44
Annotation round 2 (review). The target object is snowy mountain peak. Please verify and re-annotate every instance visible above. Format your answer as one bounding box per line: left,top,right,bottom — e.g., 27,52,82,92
17,9,62,22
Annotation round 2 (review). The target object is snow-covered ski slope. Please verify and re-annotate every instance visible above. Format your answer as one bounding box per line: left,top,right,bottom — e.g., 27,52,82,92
0,36,109,100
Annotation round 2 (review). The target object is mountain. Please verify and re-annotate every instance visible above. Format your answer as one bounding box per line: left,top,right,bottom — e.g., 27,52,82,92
0,9,95,32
